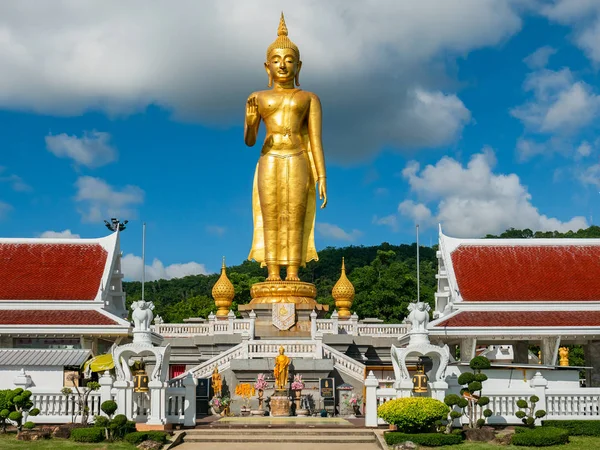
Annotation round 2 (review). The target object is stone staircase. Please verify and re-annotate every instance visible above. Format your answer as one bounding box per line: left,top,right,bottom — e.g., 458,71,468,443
182,428,380,446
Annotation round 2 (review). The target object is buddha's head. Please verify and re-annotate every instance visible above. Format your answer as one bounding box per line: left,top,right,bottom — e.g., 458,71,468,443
278,346,285,355
265,13,301,87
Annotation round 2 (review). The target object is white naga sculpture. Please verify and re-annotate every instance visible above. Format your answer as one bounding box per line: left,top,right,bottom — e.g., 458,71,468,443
406,301,430,332
131,300,155,332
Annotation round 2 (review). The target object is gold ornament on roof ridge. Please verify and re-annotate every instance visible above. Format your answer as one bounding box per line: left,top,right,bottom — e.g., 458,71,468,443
213,256,235,317
332,257,355,319
266,12,300,61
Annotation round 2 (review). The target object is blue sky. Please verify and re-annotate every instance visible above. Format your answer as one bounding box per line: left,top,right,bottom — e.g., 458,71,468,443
1,1,600,279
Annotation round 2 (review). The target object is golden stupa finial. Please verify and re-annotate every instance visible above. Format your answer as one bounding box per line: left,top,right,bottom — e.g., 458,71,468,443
213,256,235,318
332,257,355,319
266,11,299,60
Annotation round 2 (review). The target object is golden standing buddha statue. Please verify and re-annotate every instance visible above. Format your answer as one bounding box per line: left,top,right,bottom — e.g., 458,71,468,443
245,13,327,283
273,346,291,390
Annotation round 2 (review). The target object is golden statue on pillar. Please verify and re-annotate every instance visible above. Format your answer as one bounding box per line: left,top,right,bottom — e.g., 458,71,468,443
245,13,326,306
212,365,222,396
559,347,570,366
273,346,291,390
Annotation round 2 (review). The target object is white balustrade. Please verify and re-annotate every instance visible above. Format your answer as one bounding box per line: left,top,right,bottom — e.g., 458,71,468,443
247,340,319,359
322,344,365,381
165,386,187,423
313,317,410,338
29,390,102,424
155,316,254,338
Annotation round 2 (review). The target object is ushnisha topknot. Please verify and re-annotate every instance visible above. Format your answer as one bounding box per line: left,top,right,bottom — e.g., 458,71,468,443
266,12,300,61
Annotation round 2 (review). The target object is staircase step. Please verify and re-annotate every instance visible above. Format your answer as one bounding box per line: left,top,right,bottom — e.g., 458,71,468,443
184,434,376,443
186,429,373,436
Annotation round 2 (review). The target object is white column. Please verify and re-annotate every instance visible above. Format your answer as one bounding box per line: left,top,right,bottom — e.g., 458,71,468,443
331,310,339,335
113,381,130,417
460,338,477,362
249,310,256,339
350,313,359,336
228,310,235,334
147,380,167,425
99,371,114,414
541,337,561,366
242,335,249,359
429,381,448,402
315,336,323,359
530,372,548,413
310,309,317,338
365,371,379,427
208,313,215,336
182,373,197,427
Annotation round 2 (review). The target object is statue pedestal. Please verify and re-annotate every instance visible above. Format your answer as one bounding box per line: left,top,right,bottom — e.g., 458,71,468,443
249,281,319,306
270,393,291,417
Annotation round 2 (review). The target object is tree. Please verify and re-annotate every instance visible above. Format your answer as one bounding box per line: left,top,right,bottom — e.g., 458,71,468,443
0,388,39,434
61,375,101,425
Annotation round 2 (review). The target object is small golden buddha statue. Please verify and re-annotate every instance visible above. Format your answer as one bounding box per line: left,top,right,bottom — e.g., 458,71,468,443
245,12,327,282
273,346,291,390
212,365,222,396
559,347,569,366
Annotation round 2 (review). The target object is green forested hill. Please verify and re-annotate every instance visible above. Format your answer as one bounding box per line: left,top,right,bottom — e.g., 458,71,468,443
123,226,600,324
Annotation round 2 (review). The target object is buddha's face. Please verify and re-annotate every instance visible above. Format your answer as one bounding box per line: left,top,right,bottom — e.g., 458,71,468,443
265,48,301,84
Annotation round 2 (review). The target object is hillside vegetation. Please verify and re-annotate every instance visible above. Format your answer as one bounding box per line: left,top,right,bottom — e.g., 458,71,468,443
123,226,600,323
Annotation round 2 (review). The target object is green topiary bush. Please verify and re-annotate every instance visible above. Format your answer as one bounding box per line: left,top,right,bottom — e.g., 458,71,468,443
93,415,109,428
542,420,600,436
146,430,169,443
22,421,35,430
101,400,118,418
511,427,569,447
124,431,148,445
377,397,449,433
70,427,105,443
384,432,463,446
516,396,546,428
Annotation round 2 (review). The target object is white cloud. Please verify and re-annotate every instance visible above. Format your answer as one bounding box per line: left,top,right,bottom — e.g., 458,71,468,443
372,214,398,232
0,166,31,192
45,131,116,168
316,222,362,242
576,141,593,158
206,225,226,236
0,1,523,160
523,45,556,69
74,176,144,223
39,229,81,239
389,149,588,237
540,1,600,64
511,68,600,135
121,253,208,281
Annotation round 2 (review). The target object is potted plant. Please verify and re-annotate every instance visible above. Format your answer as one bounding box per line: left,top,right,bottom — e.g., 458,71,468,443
235,383,255,416
209,396,230,416
291,374,304,398
254,374,268,410
344,394,363,416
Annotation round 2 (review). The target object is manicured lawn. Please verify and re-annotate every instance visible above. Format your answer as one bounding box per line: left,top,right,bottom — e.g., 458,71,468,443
416,436,600,449
0,432,136,449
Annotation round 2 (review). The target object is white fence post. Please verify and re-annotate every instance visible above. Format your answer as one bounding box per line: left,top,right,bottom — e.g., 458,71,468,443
182,373,197,427
228,310,235,333
530,371,548,413
331,310,339,335
208,313,215,336
365,371,379,427
249,310,256,339
350,313,359,336
310,309,317,338
99,371,114,414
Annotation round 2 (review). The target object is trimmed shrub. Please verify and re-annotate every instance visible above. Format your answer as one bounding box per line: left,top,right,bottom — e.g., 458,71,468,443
385,432,463,446
146,430,169,443
93,415,110,428
70,427,105,443
22,421,35,430
124,431,148,445
511,427,569,447
377,397,449,433
542,420,600,436
101,400,118,418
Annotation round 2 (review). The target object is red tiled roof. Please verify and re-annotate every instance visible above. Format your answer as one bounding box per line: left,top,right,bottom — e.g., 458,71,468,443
435,311,600,328
0,310,119,326
451,245,600,301
0,243,107,300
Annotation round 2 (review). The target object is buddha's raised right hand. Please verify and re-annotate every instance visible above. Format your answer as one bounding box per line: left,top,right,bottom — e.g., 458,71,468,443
246,96,259,127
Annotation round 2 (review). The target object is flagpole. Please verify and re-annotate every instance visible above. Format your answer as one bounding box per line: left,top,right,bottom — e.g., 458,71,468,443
416,224,420,302
142,222,146,301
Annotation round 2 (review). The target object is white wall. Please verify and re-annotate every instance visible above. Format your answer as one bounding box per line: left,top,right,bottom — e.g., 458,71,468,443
0,366,64,390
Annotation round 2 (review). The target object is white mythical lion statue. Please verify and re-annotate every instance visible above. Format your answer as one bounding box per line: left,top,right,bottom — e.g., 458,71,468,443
131,300,155,332
406,301,430,333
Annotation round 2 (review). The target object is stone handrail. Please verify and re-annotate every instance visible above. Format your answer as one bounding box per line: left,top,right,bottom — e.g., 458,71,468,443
315,317,410,338
29,389,102,424
322,343,365,382
247,340,320,359
155,316,254,338
171,342,246,384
